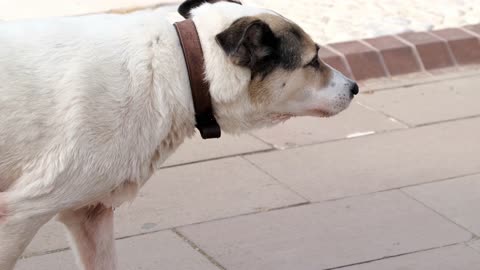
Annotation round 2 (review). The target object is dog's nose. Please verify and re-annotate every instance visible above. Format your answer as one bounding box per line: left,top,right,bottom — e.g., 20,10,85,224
350,83,359,97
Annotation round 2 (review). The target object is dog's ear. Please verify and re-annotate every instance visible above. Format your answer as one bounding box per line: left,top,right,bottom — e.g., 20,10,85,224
178,0,242,19
178,0,208,19
215,18,278,70
178,0,209,19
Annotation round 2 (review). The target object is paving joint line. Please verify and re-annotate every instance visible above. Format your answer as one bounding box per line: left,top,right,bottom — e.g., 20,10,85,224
427,31,459,66
122,174,480,246
354,101,411,128
358,39,392,77
305,171,480,205
240,155,312,203
275,114,480,154
22,175,480,259
120,170,480,245
323,243,463,270
115,203,311,241
172,228,227,270
247,133,278,149
172,201,311,232
413,114,480,128
324,44,355,78
462,27,480,38
21,201,311,259
163,112,480,171
23,169,480,260
159,148,276,170
20,247,70,260
362,68,480,92
467,240,480,256
392,35,427,71
160,126,396,170
400,189,479,238
240,127,402,157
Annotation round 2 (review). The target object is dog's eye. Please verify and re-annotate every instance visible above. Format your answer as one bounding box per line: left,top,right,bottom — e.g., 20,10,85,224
305,44,321,69
305,56,320,69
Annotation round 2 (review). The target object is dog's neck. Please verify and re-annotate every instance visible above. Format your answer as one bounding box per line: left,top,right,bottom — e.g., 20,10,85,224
160,2,274,139
191,8,252,104
187,3,273,133
174,19,222,139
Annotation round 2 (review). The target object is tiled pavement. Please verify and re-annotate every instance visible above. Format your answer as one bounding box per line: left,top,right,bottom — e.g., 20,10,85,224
17,69,480,269
3,0,480,269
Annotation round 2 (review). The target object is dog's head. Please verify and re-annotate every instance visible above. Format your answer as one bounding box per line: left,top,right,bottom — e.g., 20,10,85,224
178,0,358,133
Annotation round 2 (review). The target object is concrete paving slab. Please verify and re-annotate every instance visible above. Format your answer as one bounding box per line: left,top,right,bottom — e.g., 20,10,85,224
25,157,305,256
162,133,271,167
18,230,219,270
404,174,480,236
361,68,480,92
342,245,480,270
251,103,405,149
357,75,480,126
179,191,472,270
24,221,67,257
115,157,306,236
468,240,480,252
246,117,480,202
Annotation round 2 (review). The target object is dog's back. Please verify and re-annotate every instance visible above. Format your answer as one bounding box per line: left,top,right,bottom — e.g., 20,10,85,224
0,12,178,191
0,12,192,269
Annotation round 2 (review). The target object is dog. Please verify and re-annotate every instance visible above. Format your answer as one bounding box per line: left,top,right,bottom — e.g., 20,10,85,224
0,0,358,269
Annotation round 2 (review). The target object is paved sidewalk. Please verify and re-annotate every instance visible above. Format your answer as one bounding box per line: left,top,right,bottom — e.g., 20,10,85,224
3,1,480,269
16,69,480,269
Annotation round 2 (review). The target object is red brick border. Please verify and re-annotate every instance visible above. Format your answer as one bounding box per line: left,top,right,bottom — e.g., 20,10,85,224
103,4,478,82
322,24,480,81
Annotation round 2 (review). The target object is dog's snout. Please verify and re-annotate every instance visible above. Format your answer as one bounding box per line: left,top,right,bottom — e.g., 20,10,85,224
350,83,359,97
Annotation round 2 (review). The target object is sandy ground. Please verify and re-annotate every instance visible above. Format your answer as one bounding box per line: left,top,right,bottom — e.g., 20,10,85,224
245,0,480,43
1,0,479,43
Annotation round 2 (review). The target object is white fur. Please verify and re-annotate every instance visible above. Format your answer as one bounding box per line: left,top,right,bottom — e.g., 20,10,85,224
0,9,195,270
0,2,354,269
280,67,354,117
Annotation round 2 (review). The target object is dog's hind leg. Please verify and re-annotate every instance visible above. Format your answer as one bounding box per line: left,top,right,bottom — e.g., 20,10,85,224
0,163,79,270
0,193,6,223
58,204,117,270
0,191,56,270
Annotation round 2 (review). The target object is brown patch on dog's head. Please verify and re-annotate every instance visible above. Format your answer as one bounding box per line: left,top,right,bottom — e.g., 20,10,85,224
216,14,333,106
216,14,311,77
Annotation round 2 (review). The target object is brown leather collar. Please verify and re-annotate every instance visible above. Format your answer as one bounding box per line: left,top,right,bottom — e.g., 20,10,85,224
174,19,221,139
174,0,242,139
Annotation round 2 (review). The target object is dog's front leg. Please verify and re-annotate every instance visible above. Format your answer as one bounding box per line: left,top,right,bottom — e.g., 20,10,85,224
58,204,117,270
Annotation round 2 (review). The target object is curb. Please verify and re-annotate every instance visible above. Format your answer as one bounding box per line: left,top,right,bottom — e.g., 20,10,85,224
102,4,479,83
321,24,480,81
101,3,480,82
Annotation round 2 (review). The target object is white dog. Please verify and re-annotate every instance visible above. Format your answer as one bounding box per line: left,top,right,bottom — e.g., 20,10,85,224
0,0,358,269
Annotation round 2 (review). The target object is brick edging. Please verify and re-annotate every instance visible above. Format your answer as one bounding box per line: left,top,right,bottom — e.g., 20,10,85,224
321,24,480,81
